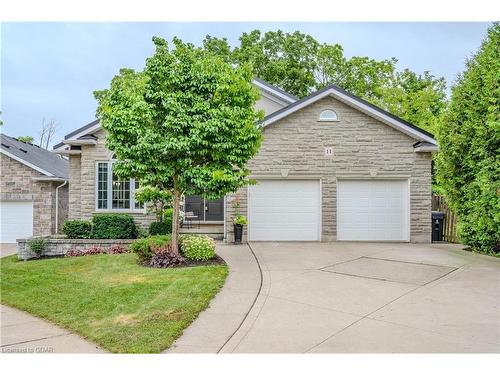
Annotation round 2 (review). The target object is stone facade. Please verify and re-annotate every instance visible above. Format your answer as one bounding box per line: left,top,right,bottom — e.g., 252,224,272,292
67,95,432,244
67,129,156,227
0,153,69,236
225,95,432,243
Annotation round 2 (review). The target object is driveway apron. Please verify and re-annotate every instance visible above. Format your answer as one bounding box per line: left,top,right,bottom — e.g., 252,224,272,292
219,242,500,353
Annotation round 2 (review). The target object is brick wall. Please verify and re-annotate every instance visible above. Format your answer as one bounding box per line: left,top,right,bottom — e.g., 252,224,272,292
0,153,69,236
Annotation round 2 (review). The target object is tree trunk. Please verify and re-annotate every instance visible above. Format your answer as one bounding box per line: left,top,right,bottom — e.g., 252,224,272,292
171,188,181,255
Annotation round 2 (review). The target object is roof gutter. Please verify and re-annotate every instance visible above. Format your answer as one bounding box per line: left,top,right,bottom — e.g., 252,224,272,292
32,177,67,182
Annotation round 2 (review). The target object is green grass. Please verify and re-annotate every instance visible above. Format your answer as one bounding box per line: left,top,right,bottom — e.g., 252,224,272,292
0,254,228,353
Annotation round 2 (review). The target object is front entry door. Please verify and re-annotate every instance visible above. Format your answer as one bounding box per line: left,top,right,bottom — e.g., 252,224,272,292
184,195,224,222
205,197,224,221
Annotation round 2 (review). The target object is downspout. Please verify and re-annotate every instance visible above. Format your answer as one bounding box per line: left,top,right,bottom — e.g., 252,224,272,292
55,180,68,234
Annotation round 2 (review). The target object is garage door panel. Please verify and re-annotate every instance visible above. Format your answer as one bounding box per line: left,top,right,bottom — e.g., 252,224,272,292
0,201,34,243
337,180,409,241
248,180,320,241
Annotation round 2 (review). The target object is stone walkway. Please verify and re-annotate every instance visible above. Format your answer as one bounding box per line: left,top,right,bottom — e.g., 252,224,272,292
165,243,261,353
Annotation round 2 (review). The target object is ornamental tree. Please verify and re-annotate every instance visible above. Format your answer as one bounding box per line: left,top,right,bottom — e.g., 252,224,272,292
134,186,172,223
94,37,263,253
436,23,500,254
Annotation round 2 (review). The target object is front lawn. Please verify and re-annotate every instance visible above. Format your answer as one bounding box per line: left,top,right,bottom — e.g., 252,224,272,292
0,253,227,353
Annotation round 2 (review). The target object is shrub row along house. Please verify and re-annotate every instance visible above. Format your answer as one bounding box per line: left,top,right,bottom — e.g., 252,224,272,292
50,78,437,244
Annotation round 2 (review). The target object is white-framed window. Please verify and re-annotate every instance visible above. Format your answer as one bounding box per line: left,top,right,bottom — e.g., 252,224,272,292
95,161,143,211
319,109,339,121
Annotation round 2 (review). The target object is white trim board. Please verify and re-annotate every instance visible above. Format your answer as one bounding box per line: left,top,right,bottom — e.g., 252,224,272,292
253,79,297,104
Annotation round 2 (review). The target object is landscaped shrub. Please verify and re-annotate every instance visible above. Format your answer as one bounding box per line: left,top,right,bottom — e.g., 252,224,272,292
109,245,129,254
180,235,216,261
65,248,85,257
148,208,173,235
85,246,106,255
149,221,170,235
62,220,92,239
149,242,186,268
65,247,106,257
129,238,151,264
130,235,172,264
136,226,149,238
91,214,137,239
436,24,500,254
27,237,47,256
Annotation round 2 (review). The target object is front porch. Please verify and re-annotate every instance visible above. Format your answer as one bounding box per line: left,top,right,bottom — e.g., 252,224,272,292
181,195,225,240
179,223,224,240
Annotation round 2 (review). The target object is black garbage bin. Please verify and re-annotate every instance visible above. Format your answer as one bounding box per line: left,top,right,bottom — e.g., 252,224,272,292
432,211,445,242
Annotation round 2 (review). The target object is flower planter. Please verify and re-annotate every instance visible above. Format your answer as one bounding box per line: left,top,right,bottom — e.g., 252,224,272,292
16,237,135,260
233,224,243,244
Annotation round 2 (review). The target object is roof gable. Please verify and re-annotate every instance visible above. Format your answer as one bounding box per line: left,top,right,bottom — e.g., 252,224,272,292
1,134,69,178
261,84,437,145
55,78,298,149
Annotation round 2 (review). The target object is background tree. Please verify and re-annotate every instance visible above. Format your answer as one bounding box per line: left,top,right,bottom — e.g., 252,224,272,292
17,136,34,143
39,118,59,149
204,29,447,133
95,37,263,253
233,30,319,98
375,70,448,133
436,23,500,254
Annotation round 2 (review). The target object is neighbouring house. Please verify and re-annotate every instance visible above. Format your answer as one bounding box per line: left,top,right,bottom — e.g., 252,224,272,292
53,79,437,243
0,134,69,243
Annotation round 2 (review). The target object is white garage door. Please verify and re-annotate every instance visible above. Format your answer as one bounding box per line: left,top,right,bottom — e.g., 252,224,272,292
0,201,34,243
248,180,320,241
337,180,409,241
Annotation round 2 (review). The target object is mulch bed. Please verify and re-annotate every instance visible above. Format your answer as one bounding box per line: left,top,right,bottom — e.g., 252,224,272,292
184,254,226,267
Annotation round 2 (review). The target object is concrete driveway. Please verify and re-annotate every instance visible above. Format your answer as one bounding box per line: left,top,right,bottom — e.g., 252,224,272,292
0,244,18,258
220,242,500,353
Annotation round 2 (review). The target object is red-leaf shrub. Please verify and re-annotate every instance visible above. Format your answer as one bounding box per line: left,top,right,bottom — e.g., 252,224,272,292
65,246,106,257
109,245,129,254
85,246,106,255
66,248,85,257
149,244,186,268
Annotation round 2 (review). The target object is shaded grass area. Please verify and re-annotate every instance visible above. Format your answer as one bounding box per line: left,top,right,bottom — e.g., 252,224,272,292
0,254,227,353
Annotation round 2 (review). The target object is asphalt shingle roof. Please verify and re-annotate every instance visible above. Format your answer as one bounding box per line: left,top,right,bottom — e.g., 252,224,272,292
1,133,69,179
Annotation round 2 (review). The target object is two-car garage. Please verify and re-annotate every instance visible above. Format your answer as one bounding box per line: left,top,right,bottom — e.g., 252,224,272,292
247,179,410,242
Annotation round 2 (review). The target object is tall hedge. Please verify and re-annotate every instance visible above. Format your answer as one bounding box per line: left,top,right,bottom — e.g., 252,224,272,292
436,23,500,254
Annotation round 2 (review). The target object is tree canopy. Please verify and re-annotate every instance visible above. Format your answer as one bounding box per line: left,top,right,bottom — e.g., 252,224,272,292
203,29,447,133
17,136,34,143
94,37,263,252
436,23,500,254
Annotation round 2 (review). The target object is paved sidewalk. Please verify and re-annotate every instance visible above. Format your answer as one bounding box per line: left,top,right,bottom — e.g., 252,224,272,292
0,305,104,353
165,243,261,353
